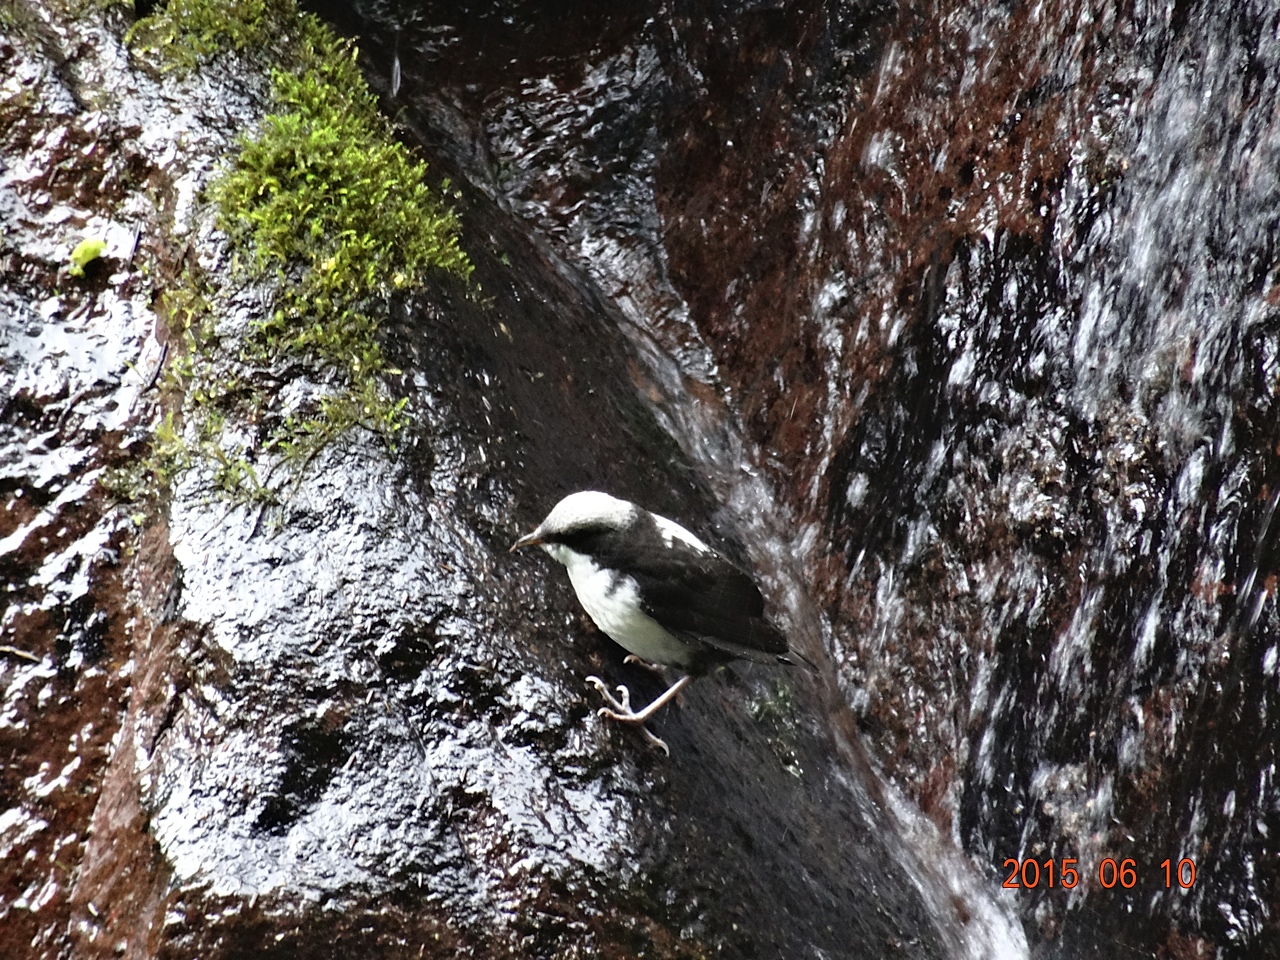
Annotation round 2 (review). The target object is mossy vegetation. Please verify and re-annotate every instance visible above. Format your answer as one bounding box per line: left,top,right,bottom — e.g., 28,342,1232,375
68,237,107,276
127,0,472,508
127,0,295,70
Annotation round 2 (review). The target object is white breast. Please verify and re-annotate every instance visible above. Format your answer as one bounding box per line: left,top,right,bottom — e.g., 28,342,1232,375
552,546,692,666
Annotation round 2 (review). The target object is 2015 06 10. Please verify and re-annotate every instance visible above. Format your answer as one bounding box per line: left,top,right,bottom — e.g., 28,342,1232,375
1002,857,1197,889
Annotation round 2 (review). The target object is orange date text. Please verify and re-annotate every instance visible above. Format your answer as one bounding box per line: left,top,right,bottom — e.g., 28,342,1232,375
1001,857,1196,890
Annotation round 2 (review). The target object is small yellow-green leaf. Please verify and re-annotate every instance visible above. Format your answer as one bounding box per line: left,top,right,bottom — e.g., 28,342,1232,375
69,237,108,277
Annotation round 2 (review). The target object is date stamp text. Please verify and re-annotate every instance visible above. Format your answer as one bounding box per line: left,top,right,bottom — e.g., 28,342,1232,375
1002,857,1197,890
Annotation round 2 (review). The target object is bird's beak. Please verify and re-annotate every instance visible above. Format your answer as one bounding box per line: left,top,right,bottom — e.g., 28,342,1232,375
509,530,544,553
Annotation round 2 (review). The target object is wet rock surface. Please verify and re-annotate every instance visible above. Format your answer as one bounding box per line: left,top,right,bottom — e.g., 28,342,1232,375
1,4,257,954
6,0,1279,958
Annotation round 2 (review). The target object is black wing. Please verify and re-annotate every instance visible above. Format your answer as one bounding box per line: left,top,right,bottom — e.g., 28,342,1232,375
587,522,790,663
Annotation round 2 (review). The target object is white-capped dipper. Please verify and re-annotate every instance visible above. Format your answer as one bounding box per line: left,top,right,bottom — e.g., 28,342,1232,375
510,490,803,753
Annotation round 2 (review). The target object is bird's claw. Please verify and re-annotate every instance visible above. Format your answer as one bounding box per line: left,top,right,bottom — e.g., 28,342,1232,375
589,681,642,720
633,725,670,755
585,675,630,713
584,676,671,755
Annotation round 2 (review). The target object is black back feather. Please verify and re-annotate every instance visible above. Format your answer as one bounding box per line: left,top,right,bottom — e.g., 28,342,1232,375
551,511,791,666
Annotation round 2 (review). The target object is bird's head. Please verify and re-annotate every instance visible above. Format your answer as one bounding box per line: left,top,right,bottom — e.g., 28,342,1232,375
509,490,636,557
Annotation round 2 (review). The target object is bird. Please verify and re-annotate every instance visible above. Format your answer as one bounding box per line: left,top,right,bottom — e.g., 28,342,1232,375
510,490,805,753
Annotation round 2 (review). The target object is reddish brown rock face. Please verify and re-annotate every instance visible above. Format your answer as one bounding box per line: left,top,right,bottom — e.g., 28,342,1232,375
658,2,1088,496
658,0,1110,809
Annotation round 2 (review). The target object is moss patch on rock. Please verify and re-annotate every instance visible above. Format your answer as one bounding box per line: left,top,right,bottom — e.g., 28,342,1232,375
130,0,472,507
127,0,296,70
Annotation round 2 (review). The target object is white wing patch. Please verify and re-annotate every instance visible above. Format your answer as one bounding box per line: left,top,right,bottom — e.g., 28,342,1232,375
652,514,711,553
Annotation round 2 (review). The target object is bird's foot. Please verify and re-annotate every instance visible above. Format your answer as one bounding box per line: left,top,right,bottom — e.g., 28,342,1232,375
585,676,670,755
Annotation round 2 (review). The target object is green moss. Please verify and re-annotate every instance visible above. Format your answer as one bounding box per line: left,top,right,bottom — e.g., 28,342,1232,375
127,0,294,70
69,237,107,276
130,0,472,507
210,18,470,442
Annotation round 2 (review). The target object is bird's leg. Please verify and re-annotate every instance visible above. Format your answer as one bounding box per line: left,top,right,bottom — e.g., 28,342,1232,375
584,674,694,755
587,673,691,723
622,654,668,679
622,655,690,708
